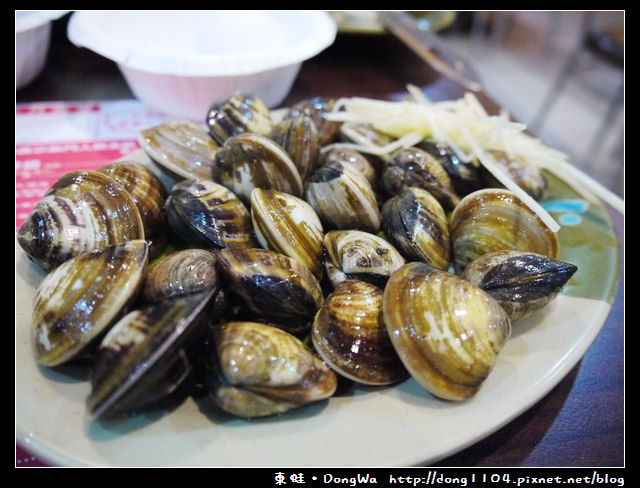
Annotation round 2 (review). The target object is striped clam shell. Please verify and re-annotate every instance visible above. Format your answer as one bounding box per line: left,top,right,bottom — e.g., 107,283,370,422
381,146,460,211
142,248,220,303
205,320,338,418
32,239,149,367
381,187,451,271
17,170,145,271
97,160,168,259
137,120,218,181
251,188,325,278
269,114,320,182
87,287,217,419
312,279,409,386
214,133,303,205
383,262,511,401
321,146,380,189
304,159,381,233
206,93,274,146
285,96,342,146
216,247,324,334
450,188,559,273
165,178,258,250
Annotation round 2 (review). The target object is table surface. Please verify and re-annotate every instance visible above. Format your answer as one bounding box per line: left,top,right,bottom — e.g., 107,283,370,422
16,14,624,468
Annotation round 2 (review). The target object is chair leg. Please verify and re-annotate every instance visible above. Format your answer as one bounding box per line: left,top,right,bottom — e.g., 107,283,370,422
529,12,596,134
582,77,624,173
529,46,583,133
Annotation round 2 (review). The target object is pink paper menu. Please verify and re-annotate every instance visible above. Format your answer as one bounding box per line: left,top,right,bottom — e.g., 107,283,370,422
15,100,173,467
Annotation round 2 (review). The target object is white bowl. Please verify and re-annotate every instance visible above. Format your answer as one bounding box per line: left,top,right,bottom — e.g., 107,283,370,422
67,10,337,120
15,11,68,90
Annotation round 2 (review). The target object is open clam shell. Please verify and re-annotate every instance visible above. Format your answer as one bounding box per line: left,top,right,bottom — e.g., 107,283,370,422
17,170,145,272
32,239,149,367
461,250,578,323
251,188,325,278
450,188,559,273
323,229,406,289
87,288,217,419
204,320,338,418
383,262,511,401
312,280,409,385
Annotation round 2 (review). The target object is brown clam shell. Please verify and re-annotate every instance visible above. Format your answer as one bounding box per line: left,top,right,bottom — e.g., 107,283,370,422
142,248,220,303
214,133,303,205
32,239,149,367
17,170,145,271
165,178,258,249
304,159,381,233
137,120,218,181
383,262,511,401
205,320,338,418
312,280,409,385
97,160,168,259
251,188,325,278
449,188,559,273
87,287,217,419
381,187,451,270
216,247,324,333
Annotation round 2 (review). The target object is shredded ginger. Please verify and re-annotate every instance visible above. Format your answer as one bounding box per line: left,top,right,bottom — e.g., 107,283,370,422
325,87,623,229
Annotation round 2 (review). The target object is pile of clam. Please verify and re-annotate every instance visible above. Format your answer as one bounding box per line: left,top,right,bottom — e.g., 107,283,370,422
17,93,578,420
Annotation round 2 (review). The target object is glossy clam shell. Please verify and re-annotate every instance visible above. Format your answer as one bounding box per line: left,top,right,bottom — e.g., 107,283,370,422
206,320,338,418
32,239,149,367
137,120,218,181
381,187,451,270
251,188,325,278
285,96,342,146
417,139,484,197
87,288,216,419
304,160,381,233
312,280,409,385
165,178,258,249
462,250,578,323
381,147,460,211
214,133,304,205
323,229,405,288
321,146,379,188
143,248,220,303
450,188,559,273
383,262,511,401
269,115,320,181
17,170,145,271
216,248,324,333
97,160,168,258
206,93,273,146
